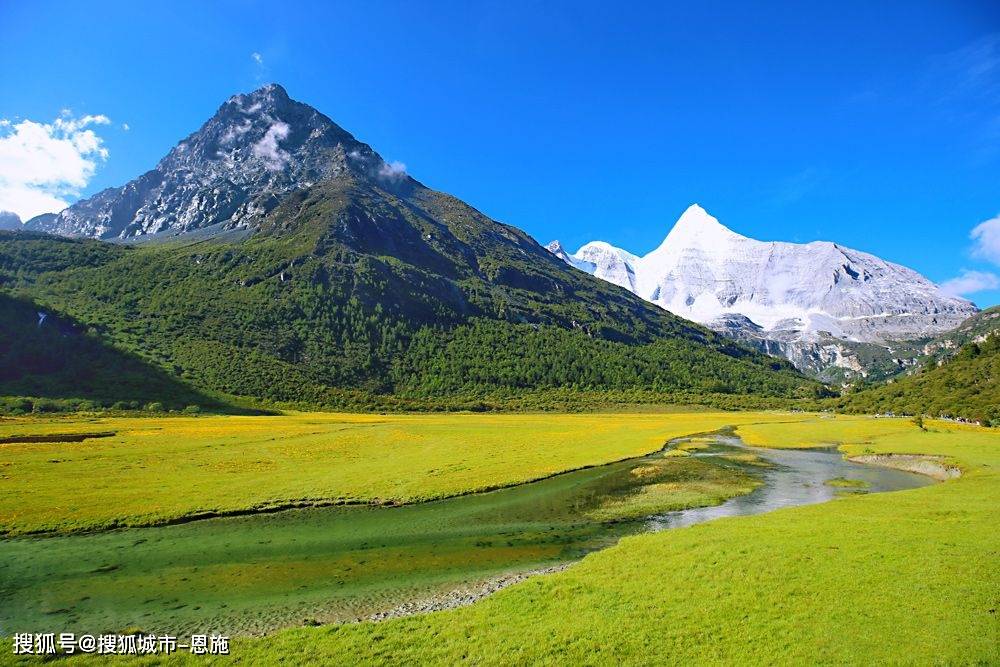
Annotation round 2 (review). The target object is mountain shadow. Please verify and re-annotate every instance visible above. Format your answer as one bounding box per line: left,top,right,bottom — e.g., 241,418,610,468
0,292,256,413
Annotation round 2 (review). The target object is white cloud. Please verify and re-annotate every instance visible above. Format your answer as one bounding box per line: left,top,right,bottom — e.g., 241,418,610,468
122,123,130,131
970,214,1000,265
252,52,264,66
0,112,111,221
378,160,407,183
221,119,252,145
940,269,1000,297
252,121,290,170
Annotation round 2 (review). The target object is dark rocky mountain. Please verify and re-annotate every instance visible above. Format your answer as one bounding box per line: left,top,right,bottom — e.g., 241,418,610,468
25,84,410,240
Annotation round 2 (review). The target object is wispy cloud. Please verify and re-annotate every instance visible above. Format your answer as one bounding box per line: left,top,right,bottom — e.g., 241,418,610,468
378,160,408,183
940,269,1000,297
970,213,1000,265
252,121,290,171
929,33,1000,107
926,33,1000,159
251,52,264,66
0,111,111,220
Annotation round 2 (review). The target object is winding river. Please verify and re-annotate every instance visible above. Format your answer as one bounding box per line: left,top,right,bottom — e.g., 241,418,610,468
0,435,934,636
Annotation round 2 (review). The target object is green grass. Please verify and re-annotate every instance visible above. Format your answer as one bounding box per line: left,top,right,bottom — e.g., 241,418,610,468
166,415,998,665
824,477,870,489
0,411,800,536
0,449,762,637
584,457,761,522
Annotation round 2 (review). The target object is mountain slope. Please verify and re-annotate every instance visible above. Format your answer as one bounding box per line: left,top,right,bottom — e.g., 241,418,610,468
920,306,1000,360
0,86,820,411
840,330,1000,425
837,306,1000,423
550,205,976,381
0,212,21,231
0,291,231,413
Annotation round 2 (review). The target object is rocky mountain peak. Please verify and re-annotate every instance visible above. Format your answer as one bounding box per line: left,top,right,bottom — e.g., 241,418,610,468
25,84,412,240
0,211,22,231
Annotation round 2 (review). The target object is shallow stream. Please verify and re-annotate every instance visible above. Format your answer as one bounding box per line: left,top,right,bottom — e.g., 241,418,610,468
0,435,933,636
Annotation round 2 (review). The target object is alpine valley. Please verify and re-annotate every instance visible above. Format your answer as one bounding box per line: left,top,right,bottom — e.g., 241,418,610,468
0,85,820,414
4,9,999,664
548,205,977,382
1,76,998,667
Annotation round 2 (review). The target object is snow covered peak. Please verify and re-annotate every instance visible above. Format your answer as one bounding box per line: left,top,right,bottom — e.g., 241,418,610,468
655,204,742,251
576,241,640,263
545,240,567,254
547,205,977,352
545,240,580,268
545,239,639,291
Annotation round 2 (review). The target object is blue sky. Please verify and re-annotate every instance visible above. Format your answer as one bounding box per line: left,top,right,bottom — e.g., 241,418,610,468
2,1,1000,305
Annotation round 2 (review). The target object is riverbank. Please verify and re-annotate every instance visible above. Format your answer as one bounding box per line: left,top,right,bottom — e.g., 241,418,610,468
846,453,961,480
195,417,999,665
0,434,769,636
0,411,810,536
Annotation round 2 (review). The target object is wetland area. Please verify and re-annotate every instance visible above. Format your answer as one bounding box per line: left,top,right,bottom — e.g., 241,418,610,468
0,433,933,637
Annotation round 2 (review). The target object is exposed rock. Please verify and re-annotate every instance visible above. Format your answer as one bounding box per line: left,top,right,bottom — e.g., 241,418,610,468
25,84,413,240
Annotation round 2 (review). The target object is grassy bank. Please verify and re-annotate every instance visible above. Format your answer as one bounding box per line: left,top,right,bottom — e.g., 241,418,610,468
0,449,762,637
0,411,801,536
184,415,998,665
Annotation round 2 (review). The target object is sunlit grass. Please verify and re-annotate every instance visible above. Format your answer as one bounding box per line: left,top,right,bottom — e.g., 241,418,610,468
585,457,760,522
0,411,803,536
181,416,1000,665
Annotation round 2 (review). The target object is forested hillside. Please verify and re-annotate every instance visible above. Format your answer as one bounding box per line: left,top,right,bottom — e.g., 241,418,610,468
0,85,823,414
840,333,1000,425
0,292,231,414
0,209,818,413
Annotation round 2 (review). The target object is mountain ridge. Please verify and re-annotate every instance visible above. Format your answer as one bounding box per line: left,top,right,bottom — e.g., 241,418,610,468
549,205,976,380
25,84,414,240
1,86,819,412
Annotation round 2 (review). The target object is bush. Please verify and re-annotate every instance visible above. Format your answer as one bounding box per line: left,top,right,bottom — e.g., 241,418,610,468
144,402,165,412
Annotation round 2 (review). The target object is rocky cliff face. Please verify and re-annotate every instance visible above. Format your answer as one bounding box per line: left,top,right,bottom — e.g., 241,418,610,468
25,84,410,240
549,205,977,380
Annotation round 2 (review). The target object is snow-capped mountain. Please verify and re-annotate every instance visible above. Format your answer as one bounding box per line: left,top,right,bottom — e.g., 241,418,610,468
545,240,638,291
25,84,412,240
549,204,978,380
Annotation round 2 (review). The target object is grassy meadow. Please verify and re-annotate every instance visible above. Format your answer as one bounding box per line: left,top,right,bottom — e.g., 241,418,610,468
0,411,799,536
174,415,998,665
1,412,997,664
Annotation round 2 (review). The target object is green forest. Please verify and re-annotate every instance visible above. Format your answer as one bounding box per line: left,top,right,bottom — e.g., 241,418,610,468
0,184,818,415
840,333,1000,426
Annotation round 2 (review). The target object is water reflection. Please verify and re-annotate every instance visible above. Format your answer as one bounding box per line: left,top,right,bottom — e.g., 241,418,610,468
648,436,933,530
